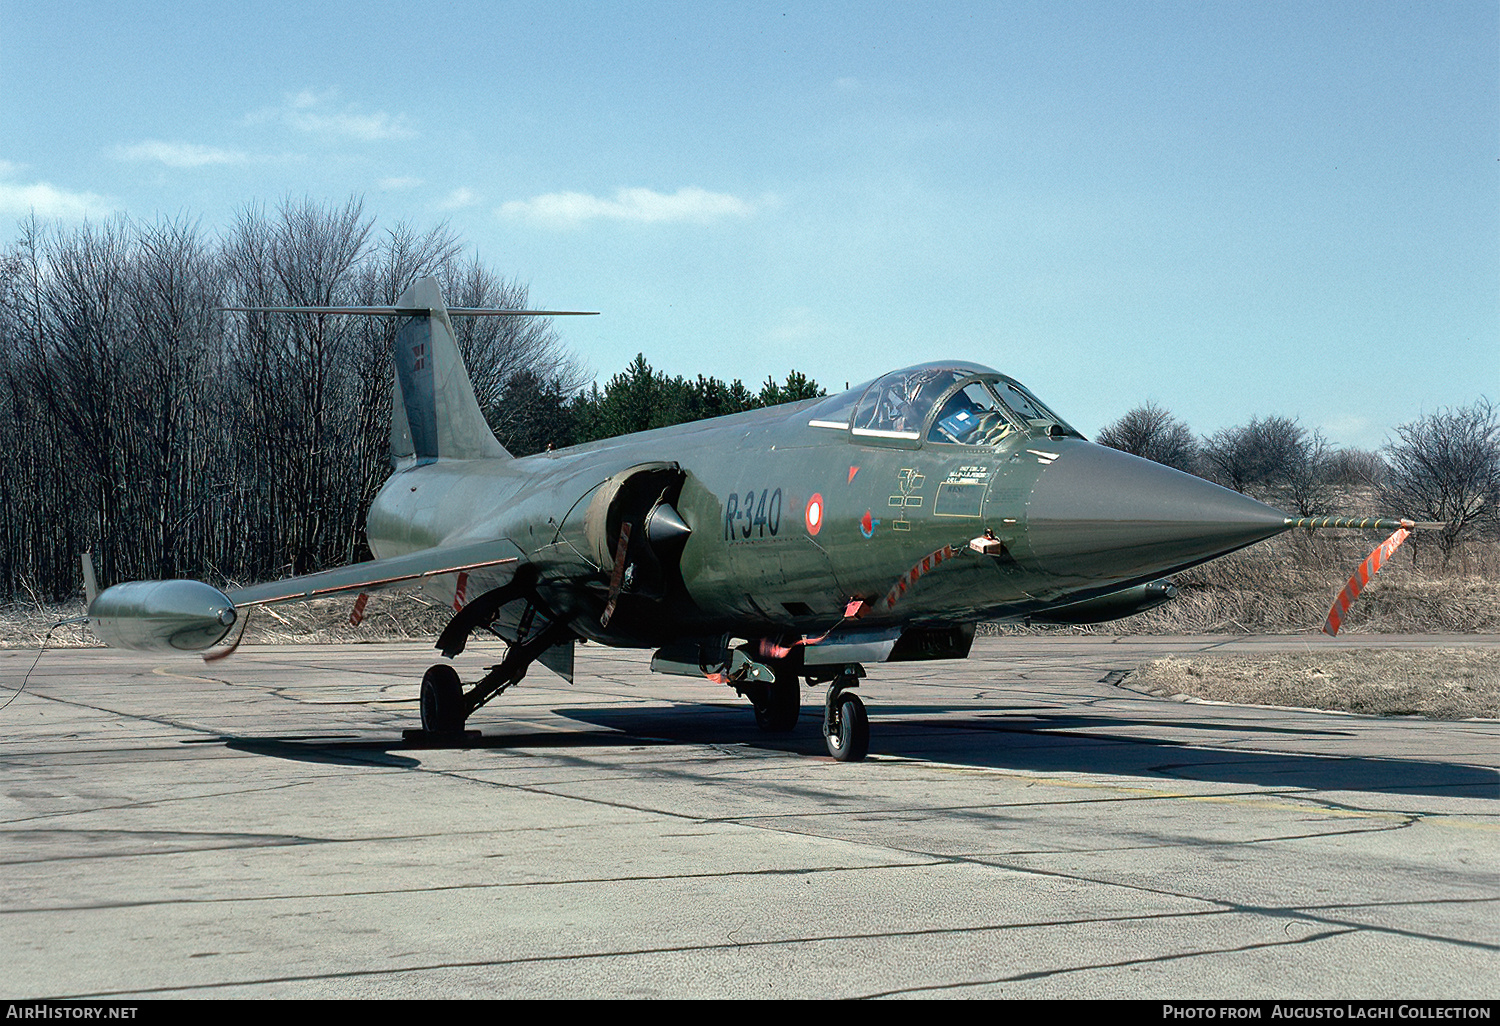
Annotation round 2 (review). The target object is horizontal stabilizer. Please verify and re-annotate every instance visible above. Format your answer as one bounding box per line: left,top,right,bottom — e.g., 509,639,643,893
224,305,596,317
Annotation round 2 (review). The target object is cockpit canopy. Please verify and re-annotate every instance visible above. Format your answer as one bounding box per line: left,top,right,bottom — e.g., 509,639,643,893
804,362,1079,448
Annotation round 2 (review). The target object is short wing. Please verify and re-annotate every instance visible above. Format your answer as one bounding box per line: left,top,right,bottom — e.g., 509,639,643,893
226,538,526,608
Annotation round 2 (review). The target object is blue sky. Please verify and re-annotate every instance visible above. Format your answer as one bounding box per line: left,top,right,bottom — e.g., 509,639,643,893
2,0,1495,448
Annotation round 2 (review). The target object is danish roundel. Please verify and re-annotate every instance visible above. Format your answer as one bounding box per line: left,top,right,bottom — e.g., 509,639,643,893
805,493,824,536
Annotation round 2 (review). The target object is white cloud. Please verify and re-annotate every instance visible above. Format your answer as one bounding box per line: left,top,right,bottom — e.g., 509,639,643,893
438,187,478,210
378,176,423,190
113,140,248,167
498,186,755,226
0,167,112,219
834,77,861,93
247,89,417,141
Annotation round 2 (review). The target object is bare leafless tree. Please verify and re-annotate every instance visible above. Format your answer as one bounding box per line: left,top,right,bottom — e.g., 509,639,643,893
18,218,137,594
121,216,225,580
1096,401,1199,474
0,197,596,599
221,197,374,576
1284,427,1336,517
1382,399,1499,560
1200,415,1336,515
1324,447,1386,487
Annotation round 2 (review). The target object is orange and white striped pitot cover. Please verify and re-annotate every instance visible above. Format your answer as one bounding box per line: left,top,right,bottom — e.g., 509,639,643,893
1322,526,1412,636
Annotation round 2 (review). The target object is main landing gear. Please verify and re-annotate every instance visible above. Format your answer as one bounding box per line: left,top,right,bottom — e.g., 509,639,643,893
418,664,467,735
410,622,573,742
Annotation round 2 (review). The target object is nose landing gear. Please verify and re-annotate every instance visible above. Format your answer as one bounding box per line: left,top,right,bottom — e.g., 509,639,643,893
822,671,869,762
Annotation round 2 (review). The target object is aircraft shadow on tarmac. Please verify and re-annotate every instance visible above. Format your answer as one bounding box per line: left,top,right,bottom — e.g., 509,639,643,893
207,701,1497,800
216,729,676,769
551,701,1500,800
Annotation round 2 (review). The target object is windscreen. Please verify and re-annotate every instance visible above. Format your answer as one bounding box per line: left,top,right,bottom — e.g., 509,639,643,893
926,380,1023,445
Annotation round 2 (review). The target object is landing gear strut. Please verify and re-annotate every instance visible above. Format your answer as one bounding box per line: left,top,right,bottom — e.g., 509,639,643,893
822,671,869,762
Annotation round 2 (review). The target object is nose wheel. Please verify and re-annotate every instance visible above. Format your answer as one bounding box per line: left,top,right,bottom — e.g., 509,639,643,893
823,675,869,762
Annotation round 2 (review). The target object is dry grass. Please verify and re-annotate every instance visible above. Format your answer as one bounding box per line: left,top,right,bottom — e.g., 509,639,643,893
1128,649,1500,720
0,600,93,649
0,592,450,650
235,592,453,644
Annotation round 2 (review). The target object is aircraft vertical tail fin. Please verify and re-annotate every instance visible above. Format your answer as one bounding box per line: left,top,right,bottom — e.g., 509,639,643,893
391,277,511,465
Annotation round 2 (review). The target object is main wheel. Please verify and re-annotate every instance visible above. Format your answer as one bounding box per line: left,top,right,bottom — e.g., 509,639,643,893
750,665,800,732
420,664,466,733
824,692,869,762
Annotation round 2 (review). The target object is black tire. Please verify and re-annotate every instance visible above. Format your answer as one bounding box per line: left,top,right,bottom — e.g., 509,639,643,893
750,665,800,732
824,692,869,762
420,664,466,733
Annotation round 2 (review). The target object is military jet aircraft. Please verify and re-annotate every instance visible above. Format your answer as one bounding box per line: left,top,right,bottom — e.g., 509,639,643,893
85,277,1414,761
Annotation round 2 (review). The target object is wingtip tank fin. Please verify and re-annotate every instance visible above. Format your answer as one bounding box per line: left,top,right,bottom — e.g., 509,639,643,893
80,552,98,607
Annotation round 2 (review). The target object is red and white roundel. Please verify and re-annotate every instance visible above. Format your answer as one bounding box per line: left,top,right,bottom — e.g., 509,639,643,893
805,493,824,536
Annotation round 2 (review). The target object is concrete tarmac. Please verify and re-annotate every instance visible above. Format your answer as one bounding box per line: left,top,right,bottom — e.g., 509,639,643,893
1,635,1496,1000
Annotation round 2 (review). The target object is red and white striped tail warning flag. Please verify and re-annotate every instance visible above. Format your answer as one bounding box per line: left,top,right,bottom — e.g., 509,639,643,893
349,592,370,626
453,572,468,612
1323,525,1412,636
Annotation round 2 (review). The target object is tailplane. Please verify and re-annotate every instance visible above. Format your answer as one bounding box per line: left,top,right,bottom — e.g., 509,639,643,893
224,276,595,466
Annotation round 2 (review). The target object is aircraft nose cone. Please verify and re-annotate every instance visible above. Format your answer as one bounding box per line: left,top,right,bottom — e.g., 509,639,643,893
1012,441,1289,585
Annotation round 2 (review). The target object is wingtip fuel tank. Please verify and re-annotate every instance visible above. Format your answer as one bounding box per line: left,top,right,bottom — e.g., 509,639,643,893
88,580,237,652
